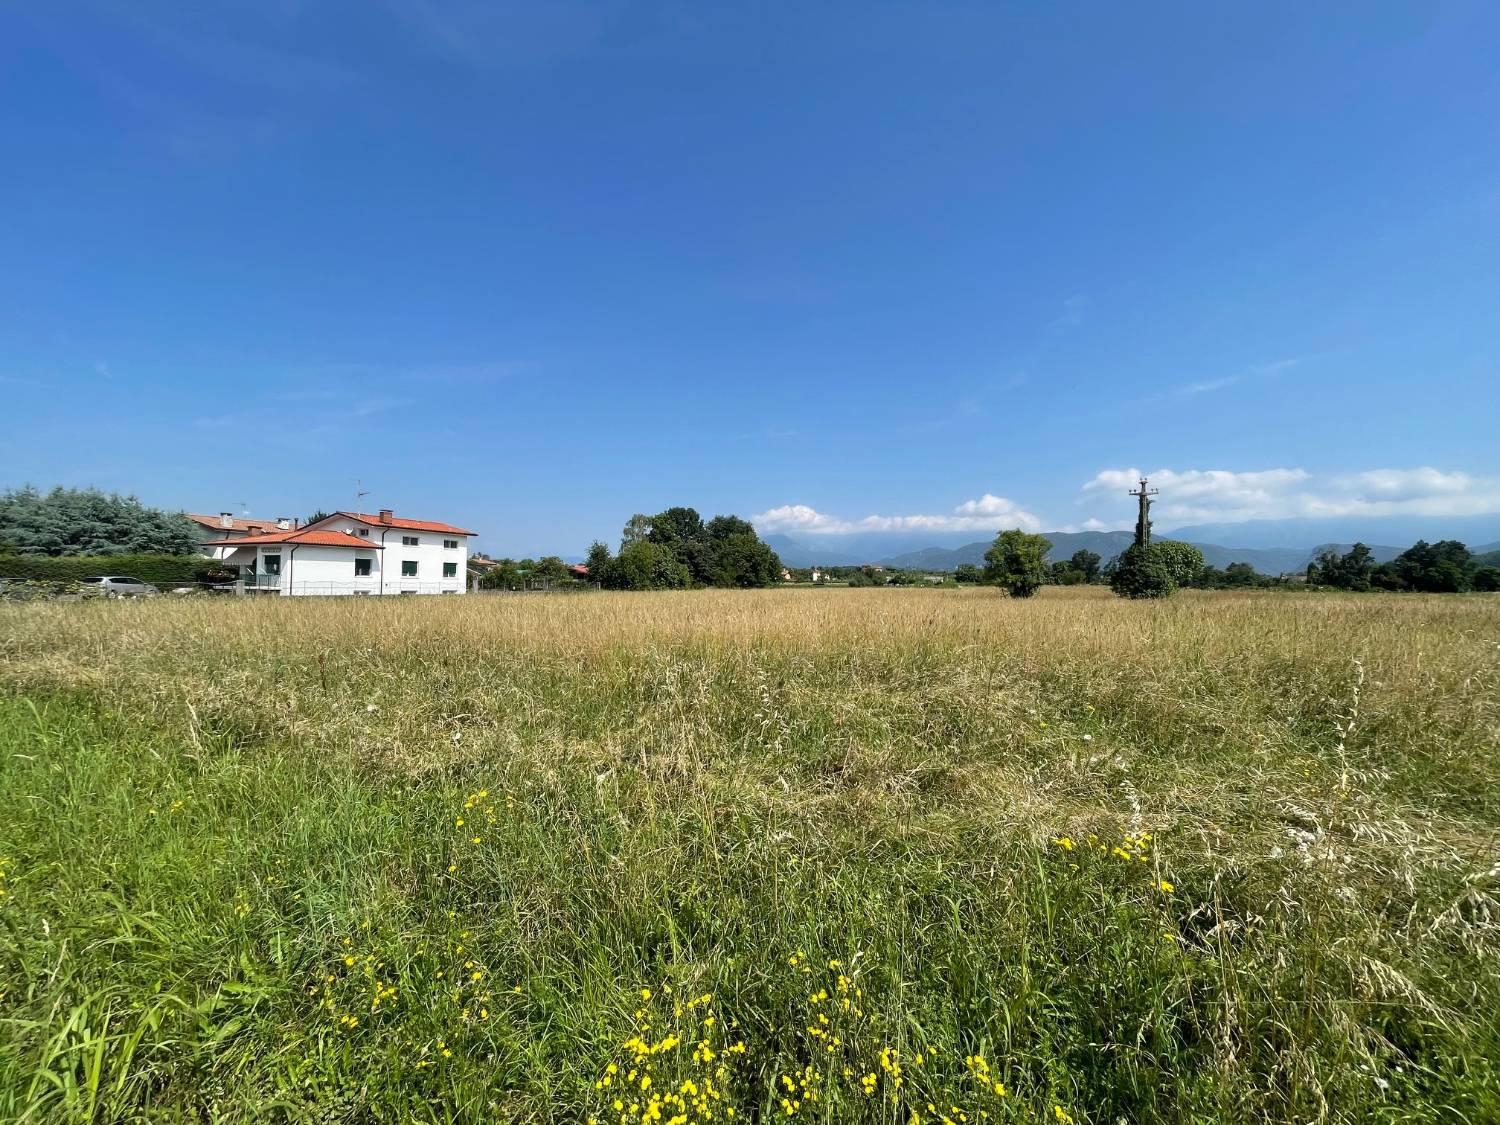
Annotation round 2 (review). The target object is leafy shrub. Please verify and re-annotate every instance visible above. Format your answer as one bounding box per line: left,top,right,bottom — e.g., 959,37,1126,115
1150,540,1205,587
0,553,217,587
0,579,106,601
982,529,1052,598
1110,543,1177,599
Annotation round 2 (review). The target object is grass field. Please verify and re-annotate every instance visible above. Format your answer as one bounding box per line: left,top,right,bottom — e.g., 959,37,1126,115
2,587,1498,1123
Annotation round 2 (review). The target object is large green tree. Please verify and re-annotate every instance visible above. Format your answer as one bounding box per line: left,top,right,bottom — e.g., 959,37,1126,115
1109,543,1175,599
602,540,691,590
1309,543,1375,591
1151,540,1205,588
1069,549,1102,584
0,486,200,556
1386,540,1473,593
584,541,612,583
595,508,782,590
982,529,1052,598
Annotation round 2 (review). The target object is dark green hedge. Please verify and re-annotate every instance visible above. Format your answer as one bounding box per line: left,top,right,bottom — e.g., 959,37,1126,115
0,553,225,586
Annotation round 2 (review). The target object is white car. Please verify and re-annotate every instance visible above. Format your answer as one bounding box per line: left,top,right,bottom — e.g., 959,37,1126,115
81,575,160,597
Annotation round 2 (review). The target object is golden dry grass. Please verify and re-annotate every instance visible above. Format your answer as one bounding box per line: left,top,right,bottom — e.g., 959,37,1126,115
2,586,1498,1121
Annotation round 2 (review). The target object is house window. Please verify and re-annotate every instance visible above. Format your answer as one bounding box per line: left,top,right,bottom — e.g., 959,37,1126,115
402,536,419,546
353,590,370,596
263,553,282,575
357,528,369,538
401,561,418,577
443,562,457,578
354,557,372,577
443,539,458,549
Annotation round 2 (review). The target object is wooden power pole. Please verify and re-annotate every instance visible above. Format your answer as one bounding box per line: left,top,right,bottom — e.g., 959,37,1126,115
1128,477,1159,548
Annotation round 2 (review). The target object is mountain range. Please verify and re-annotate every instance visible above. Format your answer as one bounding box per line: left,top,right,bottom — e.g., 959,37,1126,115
763,529,1500,575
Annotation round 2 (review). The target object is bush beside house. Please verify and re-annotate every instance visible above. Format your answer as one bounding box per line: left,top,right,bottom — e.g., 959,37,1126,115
0,554,224,587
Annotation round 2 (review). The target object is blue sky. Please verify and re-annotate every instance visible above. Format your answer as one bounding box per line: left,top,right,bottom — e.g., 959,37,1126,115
3,2,1498,556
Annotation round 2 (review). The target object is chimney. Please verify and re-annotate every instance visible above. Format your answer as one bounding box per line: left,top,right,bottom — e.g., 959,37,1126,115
276,517,291,530
378,509,394,525
219,512,234,528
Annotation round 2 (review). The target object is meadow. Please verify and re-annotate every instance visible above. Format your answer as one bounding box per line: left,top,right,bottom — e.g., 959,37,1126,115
1,586,1498,1123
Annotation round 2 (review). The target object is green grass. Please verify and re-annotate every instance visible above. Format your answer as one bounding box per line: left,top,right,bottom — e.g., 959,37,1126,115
2,588,1498,1122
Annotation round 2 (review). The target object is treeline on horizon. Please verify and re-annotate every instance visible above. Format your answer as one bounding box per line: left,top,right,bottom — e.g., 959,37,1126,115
784,537,1500,595
1304,539,1499,593
479,507,783,592
2,486,1497,595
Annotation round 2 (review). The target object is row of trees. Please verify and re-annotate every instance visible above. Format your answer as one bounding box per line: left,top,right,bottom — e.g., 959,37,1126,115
474,555,582,591
0,486,201,556
974,530,1209,600
583,507,783,590
1309,540,1500,593
978,532,1500,598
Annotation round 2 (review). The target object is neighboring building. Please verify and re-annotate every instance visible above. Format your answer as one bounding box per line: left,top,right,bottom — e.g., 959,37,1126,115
199,528,385,595
301,510,474,596
201,508,475,596
186,512,291,559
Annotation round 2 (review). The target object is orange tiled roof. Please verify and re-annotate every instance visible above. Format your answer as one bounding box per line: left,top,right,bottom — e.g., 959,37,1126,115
201,529,383,549
186,513,284,535
335,511,476,536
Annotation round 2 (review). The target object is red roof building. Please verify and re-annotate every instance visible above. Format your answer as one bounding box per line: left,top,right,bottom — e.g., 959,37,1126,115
201,528,382,550
317,510,477,536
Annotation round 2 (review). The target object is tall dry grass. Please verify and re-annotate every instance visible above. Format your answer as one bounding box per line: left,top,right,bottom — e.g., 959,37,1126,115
1,587,1498,1121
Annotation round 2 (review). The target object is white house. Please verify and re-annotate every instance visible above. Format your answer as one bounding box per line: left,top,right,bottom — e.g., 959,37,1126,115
202,508,474,596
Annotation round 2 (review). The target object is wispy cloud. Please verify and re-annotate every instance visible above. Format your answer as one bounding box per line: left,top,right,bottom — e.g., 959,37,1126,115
753,493,1042,536
381,0,610,66
152,31,356,94
1179,374,1242,395
1081,465,1500,523
351,396,411,418
1049,294,1089,330
1175,357,1303,396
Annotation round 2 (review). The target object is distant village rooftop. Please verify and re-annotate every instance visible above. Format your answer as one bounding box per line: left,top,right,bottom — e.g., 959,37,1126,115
185,512,287,535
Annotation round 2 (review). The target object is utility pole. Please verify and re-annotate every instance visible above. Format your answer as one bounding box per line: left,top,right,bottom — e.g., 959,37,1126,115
1128,477,1158,548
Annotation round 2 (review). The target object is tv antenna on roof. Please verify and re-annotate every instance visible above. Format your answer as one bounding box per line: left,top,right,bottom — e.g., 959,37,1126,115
356,480,370,513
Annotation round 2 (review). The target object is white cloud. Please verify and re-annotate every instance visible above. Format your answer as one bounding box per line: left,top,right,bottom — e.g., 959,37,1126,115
1335,468,1472,500
750,504,850,534
753,494,1042,536
1082,466,1500,524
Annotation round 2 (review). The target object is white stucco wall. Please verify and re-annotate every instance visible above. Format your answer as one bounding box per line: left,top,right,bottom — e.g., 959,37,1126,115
303,516,470,595
278,544,383,596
